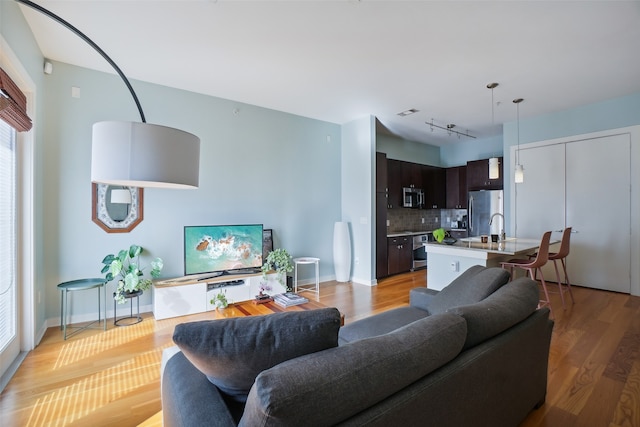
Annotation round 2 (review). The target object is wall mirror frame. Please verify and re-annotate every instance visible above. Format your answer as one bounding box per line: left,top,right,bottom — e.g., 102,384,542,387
92,183,144,233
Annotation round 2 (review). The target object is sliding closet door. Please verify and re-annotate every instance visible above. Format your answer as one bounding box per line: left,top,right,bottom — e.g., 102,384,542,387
565,134,631,292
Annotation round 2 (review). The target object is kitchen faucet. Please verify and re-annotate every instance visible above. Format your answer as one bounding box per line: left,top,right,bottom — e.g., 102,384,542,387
488,213,506,242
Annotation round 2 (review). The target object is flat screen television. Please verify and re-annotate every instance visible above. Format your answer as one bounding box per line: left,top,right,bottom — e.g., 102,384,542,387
184,224,264,277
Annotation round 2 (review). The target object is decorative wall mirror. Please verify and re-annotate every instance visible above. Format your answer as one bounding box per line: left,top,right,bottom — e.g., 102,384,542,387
92,183,143,233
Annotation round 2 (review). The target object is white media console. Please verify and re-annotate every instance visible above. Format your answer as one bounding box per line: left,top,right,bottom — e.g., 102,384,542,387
153,272,285,320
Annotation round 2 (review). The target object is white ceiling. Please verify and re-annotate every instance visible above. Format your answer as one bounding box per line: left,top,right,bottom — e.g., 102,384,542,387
17,0,640,145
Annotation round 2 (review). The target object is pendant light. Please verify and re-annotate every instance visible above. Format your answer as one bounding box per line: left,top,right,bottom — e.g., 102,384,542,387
17,0,200,189
487,83,500,179
513,98,524,184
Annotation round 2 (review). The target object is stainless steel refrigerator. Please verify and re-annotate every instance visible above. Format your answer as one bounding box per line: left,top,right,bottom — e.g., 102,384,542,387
467,189,504,237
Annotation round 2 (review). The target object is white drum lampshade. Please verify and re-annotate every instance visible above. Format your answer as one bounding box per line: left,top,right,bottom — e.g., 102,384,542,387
110,188,132,204
333,222,351,282
91,121,200,189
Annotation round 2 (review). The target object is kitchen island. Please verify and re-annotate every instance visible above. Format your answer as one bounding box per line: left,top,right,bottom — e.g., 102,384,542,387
425,237,558,291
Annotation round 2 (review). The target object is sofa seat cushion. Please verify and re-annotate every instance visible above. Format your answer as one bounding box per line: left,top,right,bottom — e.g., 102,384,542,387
172,307,342,402
448,277,540,350
425,266,511,315
338,306,430,344
239,313,467,427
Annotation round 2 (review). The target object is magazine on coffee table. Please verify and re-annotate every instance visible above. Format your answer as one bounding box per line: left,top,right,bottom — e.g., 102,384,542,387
273,292,309,307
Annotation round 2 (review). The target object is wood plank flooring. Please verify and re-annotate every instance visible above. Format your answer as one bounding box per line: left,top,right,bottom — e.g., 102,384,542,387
0,270,638,426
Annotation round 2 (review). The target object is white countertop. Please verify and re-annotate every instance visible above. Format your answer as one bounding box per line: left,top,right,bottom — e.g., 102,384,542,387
424,238,558,258
387,230,433,238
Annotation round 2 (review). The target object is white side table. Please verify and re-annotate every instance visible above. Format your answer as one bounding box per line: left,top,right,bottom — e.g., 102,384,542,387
293,257,320,295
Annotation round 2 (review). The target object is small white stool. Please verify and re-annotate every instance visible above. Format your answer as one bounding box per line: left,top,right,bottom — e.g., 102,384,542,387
293,257,320,295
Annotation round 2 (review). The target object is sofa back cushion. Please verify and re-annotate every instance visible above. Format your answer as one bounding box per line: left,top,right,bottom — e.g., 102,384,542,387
239,313,467,427
172,307,342,402
425,266,511,315
448,277,540,350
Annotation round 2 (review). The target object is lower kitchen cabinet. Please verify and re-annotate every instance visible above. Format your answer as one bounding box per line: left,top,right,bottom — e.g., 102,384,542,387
387,236,412,276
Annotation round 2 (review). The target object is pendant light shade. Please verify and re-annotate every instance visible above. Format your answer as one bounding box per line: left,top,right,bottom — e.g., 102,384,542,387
488,157,500,179
91,121,200,189
513,98,524,184
514,164,524,184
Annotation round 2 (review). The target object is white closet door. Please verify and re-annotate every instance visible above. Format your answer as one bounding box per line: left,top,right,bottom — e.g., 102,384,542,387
514,143,565,280
515,143,566,238
565,134,631,292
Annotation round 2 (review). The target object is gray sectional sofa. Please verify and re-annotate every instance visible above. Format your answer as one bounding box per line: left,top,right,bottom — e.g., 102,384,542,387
161,266,553,427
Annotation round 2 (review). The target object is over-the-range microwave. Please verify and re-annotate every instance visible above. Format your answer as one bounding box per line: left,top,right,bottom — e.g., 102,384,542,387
403,187,424,208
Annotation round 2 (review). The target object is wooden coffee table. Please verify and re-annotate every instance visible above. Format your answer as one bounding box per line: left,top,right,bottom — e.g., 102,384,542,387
209,298,344,325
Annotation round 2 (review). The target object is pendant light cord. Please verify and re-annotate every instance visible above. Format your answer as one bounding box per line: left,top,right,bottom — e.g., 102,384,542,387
15,0,146,123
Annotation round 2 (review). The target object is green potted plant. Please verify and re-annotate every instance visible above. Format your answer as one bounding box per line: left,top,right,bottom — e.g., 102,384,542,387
210,289,230,310
101,244,163,304
261,248,294,291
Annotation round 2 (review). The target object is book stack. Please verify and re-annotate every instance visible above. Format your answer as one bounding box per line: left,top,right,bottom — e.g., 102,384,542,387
273,292,309,308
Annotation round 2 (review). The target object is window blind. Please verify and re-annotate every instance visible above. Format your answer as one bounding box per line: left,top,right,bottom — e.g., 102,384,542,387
0,119,16,351
0,68,32,132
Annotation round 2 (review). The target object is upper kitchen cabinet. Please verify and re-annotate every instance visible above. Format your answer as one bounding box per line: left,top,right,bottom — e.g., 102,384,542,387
422,166,446,209
386,159,402,209
401,162,422,189
466,157,503,190
446,166,467,209
376,152,387,193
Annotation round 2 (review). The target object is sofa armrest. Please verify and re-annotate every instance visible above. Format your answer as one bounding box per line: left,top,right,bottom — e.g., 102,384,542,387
162,349,237,427
410,287,439,311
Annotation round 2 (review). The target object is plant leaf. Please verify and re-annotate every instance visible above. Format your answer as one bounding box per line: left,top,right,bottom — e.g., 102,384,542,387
129,245,142,259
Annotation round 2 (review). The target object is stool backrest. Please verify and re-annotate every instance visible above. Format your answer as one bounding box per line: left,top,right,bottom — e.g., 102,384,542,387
554,227,572,259
528,231,552,268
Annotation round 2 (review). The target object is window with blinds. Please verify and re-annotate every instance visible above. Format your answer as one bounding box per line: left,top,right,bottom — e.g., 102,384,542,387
0,119,16,351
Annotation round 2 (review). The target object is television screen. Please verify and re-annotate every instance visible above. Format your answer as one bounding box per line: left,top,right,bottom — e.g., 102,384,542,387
184,224,264,276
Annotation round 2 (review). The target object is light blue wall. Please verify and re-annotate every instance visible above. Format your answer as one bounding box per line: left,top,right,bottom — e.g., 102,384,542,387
439,135,503,167
40,62,342,322
502,92,640,231
342,116,375,285
376,132,440,166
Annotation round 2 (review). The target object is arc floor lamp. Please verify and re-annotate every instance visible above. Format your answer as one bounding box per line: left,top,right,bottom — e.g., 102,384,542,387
16,0,200,189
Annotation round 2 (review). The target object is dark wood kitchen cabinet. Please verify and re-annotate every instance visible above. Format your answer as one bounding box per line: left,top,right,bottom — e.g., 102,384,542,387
376,194,388,279
446,166,467,209
387,236,412,276
422,166,446,209
376,152,387,193
386,159,402,209
401,162,422,189
467,157,503,190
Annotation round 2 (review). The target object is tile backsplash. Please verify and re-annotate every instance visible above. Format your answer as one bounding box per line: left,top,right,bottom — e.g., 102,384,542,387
387,208,466,233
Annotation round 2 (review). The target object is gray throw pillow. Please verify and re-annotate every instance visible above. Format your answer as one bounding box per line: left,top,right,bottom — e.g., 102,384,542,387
172,307,342,402
448,277,540,349
426,266,511,315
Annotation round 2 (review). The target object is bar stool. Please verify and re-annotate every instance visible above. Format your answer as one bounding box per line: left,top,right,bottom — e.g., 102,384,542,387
500,231,553,313
529,227,575,309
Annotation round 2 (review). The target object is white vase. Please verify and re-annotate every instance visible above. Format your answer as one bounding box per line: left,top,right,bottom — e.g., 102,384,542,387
333,222,351,282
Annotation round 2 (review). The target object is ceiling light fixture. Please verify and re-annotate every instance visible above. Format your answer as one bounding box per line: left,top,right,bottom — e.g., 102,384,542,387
397,108,419,117
487,83,500,179
426,120,475,139
513,98,524,184
17,0,201,189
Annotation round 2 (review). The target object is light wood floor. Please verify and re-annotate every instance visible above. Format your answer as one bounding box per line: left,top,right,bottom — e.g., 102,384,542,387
0,271,638,426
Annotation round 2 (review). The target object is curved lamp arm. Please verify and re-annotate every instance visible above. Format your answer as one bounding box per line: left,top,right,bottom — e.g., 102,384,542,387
16,0,146,123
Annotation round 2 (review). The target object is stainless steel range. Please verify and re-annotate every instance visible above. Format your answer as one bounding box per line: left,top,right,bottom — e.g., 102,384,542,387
412,234,429,270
